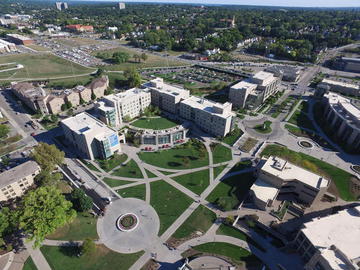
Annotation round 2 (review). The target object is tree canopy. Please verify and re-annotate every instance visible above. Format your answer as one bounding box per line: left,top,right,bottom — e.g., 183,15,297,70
31,143,65,172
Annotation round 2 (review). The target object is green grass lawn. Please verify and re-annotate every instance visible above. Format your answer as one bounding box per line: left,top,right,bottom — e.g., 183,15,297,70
131,117,178,130
288,110,315,131
217,224,265,252
81,160,100,172
23,257,38,270
138,141,209,170
261,144,356,201
173,205,216,239
97,154,128,172
102,178,133,188
150,180,193,235
206,173,255,211
47,212,98,241
221,128,244,146
93,46,186,71
211,143,232,164
145,169,157,178
172,169,210,195
191,242,261,267
0,54,94,80
41,245,144,270
253,121,272,134
111,160,143,178
117,184,146,201
46,75,93,89
214,165,228,179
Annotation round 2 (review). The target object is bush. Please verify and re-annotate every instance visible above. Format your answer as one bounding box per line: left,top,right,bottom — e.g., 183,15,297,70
70,189,93,212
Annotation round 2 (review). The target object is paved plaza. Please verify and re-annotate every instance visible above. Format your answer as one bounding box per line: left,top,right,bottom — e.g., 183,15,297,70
97,198,160,253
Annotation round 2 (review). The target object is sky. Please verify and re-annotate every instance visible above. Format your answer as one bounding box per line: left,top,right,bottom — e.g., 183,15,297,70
95,0,360,7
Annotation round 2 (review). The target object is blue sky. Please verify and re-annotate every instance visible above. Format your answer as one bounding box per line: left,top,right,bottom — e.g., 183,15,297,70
103,0,360,7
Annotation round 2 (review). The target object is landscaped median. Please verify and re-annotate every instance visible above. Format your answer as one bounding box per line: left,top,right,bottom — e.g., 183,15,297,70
253,120,272,134
261,144,357,201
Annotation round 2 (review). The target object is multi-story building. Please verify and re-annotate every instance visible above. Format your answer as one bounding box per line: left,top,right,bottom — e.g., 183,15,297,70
96,102,118,127
293,206,360,270
318,78,359,97
0,161,40,202
146,77,190,114
334,57,360,73
65,24,94,33
60,112,121,160
118,2,126,9
229,71,280,109
98,87,151,127
6,33,33,45
179,96,234,137
64,89,80,107
55,2,68,11
87,76,109,98
265,65,301,82
250,156,330,210
0,39,17,53
11,82,49,114
46,95,65,114
322,92,360,152
75,85,92,103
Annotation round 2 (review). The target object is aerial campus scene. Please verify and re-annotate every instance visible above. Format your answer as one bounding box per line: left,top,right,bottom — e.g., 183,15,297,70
0,0,359,270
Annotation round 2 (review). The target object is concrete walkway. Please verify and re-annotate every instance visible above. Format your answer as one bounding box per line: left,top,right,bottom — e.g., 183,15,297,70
24,242,51,270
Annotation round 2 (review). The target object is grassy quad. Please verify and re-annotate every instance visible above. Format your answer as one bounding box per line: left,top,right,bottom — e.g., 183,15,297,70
288,110,316,131
102,178,134,188
0,54,94,80
131,117,178,130
46,212,98,241
117,184,146,201
23,257,38,270
172,169,210,195
214,165,228,179
206,173,255,211
211,143,232,164
150,180,193,235
261,144,356,201
111,159,143,178
41,245,144,270
97,154,128,172
172,205,216,239
191,242,262,268
138,140,209,170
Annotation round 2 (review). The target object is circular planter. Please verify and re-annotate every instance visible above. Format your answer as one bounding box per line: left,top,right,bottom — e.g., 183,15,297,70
116,213,139,232
298,140,313,149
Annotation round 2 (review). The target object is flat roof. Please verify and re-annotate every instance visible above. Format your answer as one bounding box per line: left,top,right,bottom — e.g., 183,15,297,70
61,112,116,140
0,161,39,188
261,156,329,189
250,178,279,203
231,80,257,91
6,33,32,41
322,78,359,90
106,87,150,102
302,206,360,265
180,96,233,117
146,78,190,97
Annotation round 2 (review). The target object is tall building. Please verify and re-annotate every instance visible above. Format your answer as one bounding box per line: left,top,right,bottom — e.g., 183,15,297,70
229,71,280,109
118,2,126,9
294,206,360,270
97,87,151,127
265,65,301,82
56,2,68,11
179,96,234,137
322,92,360,152
0,161,40,202
60,112,121,160
146,77,190,115
318,78,359,97
250,156,330,210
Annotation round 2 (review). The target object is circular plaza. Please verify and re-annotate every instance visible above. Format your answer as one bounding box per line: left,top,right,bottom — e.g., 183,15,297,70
97,198,160,253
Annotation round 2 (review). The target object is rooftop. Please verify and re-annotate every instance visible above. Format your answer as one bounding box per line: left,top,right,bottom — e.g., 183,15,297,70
180,96,233,117
61,112,116,140
250,178,279,203
322,78,359,90
106,87,150,103
261,156,329,189
146,77,190,98
302,206,360,268
12,82,47,100
0,161,40,188
6,33,32,41
231,80,257,91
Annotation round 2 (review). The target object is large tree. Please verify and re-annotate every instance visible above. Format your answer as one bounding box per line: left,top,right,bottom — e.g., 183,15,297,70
31,143,65,172
70,188,93,212
18,186,76,247
124,68,141,88
0,124,10,139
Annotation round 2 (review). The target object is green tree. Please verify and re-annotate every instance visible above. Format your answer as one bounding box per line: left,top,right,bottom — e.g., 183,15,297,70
81,238,96,256
141,53,148,62
91,92,96,100
112,52,130,64
80,97,85,105
65,100,72,109
61,104,67,111
95,68,104,77
35,171,62,186
31,143,65,172
70,188,93,212
0,124,10,139
124,68,141,88
18,186,76,247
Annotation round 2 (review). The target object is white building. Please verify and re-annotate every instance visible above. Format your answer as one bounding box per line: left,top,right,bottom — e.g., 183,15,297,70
0,161,40,202
265,65,301,82
250,156,330,210
0,39,17,53
179,96,234,137
118,2,126,9
294,206,360,270
107,26,118,32
56,2,68,11
146,77,190,115
229,71,280,109
319,78,360,97
60,112,121,160
97,87,151,127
